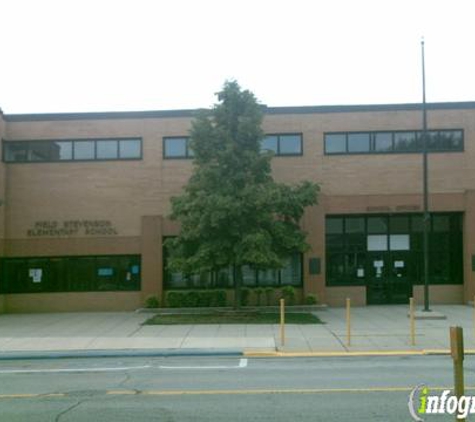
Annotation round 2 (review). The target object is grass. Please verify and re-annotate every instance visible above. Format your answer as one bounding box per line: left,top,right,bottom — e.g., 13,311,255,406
144,311,322,325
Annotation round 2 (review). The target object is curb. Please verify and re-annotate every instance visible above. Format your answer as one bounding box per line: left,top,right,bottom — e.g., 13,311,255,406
0,348,244,361
244,349,475,358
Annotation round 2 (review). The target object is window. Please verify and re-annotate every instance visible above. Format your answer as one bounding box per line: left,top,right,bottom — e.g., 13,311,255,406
261,134,302,156
325,213,463,286
324,134,346,154
163,137,193,158
163,248,303,289
0,255,141,293
3,138,142,163
348,133,370,153
73,141,95,160
373,133,393,151
119,139,141,159
324,129,463,155
96,140,118,160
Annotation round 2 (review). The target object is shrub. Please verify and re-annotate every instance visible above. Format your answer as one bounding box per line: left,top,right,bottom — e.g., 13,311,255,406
281,286,296,305
264,287,275,306
144,295,160,308
241,287,251,306
254,287,264,306
305,294,318,305
165,290,228,308
215,290,227,307
166,291,182,308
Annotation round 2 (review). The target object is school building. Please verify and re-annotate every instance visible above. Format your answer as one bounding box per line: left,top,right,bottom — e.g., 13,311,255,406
0,101,473,312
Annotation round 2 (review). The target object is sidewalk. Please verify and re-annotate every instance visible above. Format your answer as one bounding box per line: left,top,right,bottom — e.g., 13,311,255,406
0,305,473,358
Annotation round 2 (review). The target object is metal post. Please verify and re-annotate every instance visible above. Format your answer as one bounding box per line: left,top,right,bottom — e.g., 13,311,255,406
410,297,416,346
450,326,465,421
280,298,285,347
346,298,351,347
421,38,431,312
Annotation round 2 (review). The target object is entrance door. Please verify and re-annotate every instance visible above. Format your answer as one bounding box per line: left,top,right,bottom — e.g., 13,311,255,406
366,251,411,304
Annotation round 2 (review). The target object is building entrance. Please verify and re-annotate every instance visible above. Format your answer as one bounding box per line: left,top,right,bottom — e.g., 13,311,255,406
325,213,463,306
366,250,412,305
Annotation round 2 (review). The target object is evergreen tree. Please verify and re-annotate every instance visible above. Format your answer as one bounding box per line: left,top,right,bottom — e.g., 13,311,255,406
166,81,319,308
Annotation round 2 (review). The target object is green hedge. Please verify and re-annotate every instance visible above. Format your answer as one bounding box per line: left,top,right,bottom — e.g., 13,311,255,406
165,290,227,308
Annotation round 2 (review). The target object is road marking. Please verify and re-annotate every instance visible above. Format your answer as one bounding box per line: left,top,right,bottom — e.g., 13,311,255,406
140,386,475,396
159,358,247,370
0,393,66,399
4,386,475,400
0,365,151,375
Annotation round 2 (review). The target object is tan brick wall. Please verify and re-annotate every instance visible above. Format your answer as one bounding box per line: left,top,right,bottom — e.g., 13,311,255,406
2,105,475,310
325,286,366,307
4,292,142,312
0,112,5,313
412,285,464,305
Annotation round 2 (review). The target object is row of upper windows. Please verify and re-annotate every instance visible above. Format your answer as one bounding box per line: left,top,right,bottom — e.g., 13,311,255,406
2,129,464,163
2,139,142,162
324,129,464,154
163,134,303,158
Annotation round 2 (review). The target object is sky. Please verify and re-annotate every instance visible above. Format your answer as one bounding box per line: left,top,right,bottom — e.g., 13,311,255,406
1,0,474,114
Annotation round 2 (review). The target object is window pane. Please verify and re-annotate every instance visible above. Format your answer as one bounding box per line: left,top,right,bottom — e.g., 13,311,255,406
242,265,256,286
326,218,343,234
390,216,409,234
394,132,418,151
374,133,393,152
119,139,141,158
433,215,450,232
367,235,388,251
258,268,278,286
164,137,187,157
389,234,410,251
261,136,278,153
367,217,388,234
74,141,95,160
55,142,73,160
97,140,118,159
325,134,346,153
29,142,54,161
280,254,302,286
279,135,302,155
348,133,370,152
4,143,29,162
436,130,463,151
345,217,364,233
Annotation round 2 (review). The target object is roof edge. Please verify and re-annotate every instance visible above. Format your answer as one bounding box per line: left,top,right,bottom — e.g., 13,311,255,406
4,101,475,122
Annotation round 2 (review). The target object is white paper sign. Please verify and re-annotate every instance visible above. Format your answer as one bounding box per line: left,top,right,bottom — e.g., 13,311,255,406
29,268,43,283
357,268,365,278
373,260,384,268
394,260,405,268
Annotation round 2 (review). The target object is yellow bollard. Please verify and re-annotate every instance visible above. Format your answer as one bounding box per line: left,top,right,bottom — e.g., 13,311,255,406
410,297,416,346
346,298,351,347
280,298,285,347
450,326,465,421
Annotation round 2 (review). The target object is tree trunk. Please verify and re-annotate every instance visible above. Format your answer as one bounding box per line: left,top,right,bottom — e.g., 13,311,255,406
234,265,242,310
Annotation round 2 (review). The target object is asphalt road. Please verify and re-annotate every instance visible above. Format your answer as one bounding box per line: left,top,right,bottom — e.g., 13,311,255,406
0,354,472,421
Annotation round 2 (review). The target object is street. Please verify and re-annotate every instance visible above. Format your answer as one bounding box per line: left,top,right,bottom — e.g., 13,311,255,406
0,354,471,421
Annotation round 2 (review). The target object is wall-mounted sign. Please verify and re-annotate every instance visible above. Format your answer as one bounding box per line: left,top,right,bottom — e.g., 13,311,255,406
27,220,118,237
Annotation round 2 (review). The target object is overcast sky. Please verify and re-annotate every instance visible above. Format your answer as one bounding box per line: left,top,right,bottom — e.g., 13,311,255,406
1,0,474,114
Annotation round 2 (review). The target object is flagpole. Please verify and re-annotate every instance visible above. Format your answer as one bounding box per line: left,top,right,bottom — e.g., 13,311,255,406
421,38,431,312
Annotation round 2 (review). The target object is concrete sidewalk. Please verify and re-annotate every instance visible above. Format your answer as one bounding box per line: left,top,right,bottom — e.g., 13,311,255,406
0,305,473,357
